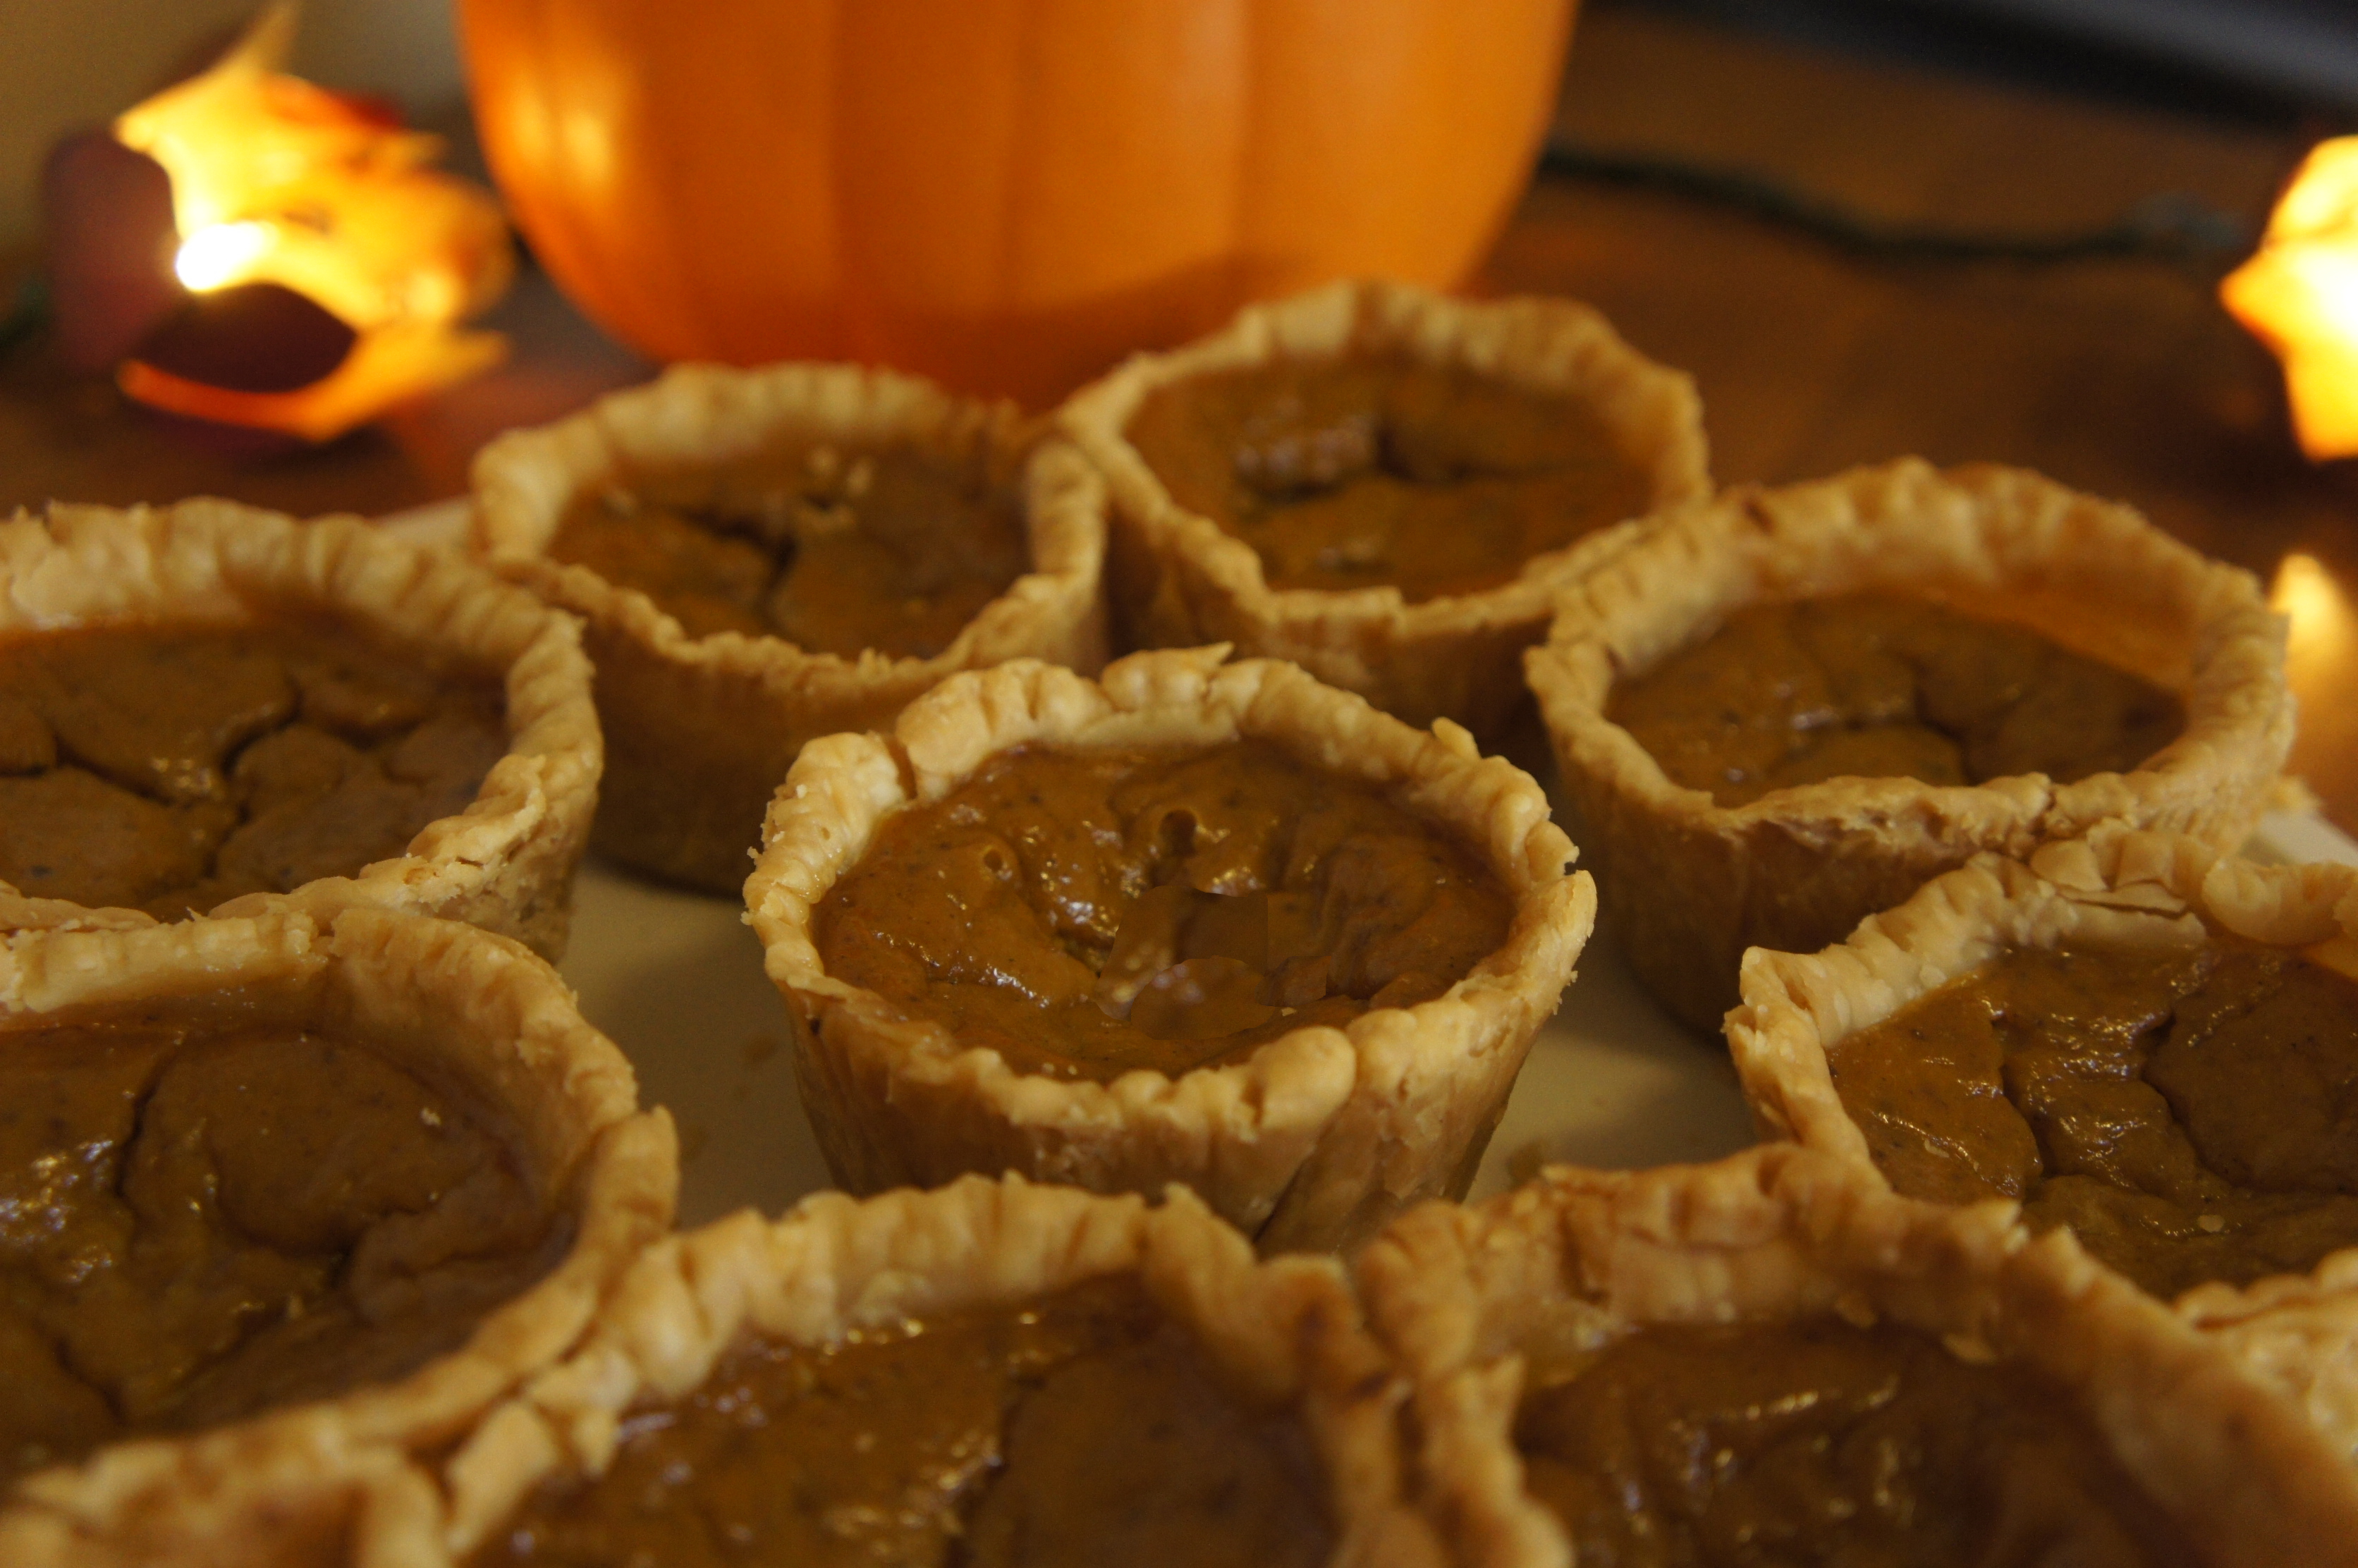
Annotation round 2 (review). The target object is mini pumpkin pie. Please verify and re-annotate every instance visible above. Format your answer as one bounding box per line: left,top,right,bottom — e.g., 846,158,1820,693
1526,457,2292,1033
1730,827,2358,1462
373,1174,1441,1568
1355,1144,2358,1568
0,905,676,1567
470,360,1109,894
1056,278,1710,741
0,500,600,960
743,647,1593,1254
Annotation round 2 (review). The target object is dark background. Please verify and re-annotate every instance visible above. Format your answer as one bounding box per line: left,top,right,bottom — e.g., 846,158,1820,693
1606,0,2358,126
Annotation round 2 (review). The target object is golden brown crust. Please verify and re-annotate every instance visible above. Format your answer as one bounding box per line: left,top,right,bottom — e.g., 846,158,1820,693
470,361,1111,893
1730,828,2358,1460
1056,279,1710,740
1355,1144,2358,1568
0,906,678,1567
744,647,1594,1254
379,1175,1442,1568
0,500,601,961
1526,458,2292,1031
0,1414,441,1568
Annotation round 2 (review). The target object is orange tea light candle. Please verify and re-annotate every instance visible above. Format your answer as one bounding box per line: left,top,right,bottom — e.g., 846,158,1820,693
111,1,513,441
2222,136,2358,463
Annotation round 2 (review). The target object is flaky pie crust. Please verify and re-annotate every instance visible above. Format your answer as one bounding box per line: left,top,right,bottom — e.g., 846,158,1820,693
743,647,1594,1254
367,1175,1442,1568
1525,458,2292,1032
1730,826,2358,1464
0,905,677,1568
1355,1144,2358,1568
1057,278,1710,741
0,500,601,960
470,360,1110,893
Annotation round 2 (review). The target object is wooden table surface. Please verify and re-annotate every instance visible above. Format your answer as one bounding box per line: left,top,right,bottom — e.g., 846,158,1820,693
4,7,2354,824
1500,10,2358,830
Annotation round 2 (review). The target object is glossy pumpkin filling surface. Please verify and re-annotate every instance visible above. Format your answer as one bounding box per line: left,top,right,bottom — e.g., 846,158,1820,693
0,622,506,918
1123,355,1654,601
1828,942,2358,1300
0,1009,557,1481
1517,1318,2182,1568
814,739,1514,1081
1608,594,2184,808
470,1275,1332,1568
549,443,1029,656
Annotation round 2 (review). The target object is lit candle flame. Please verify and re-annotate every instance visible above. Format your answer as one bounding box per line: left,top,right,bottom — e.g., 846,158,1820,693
109,1,512,440
2268,551,2355,670
2221,137,2358,463
173,220,275,292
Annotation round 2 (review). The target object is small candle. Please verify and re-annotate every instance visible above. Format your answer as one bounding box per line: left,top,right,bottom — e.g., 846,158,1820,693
2221,136,2358,463
104,1,512,441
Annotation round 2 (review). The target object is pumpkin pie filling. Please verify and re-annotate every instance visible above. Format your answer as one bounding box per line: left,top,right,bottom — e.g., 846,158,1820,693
1516,1318,2185,1568
1608,593,2184,807
549,443,1028,656
0,622,507,919
1827,941,2358,1300
469,1275,1333,1568
0,1007,559,1481
814,739,1515,1080
1123,357,1654,602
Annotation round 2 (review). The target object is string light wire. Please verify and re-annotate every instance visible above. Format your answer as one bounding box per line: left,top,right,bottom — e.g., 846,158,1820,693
1537,139,2256,274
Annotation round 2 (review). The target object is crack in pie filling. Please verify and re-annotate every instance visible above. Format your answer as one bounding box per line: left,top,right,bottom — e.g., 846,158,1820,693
1355,1146,2358,1568
0,907,676,1568
814,737,1513,1082
1123,355,1655,604
1731,833,2358,1463
469,1274,1332,1568
0,501,601,959
1527,459,2292,1034
745,649,1592,1252
0,1005,557,1481
1609,592,2185,809
1514,1318,2184,1567
415,1177,1440,1568
1059,279,1709,740
548,439,1028,658
470,362,1108,895
0,622,506,921
1819,939,2358,1302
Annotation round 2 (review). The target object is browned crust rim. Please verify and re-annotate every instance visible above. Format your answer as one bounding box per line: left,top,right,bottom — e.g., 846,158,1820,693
1525,457,2292,1032
470,360,1106,690
0,905,677,1565
467,359,1108,892
0,500,601,960
1729,826,2358,1462
743,647,1593,1254
377,1175,1443,1568
1355,1144,2358,1568
1056,278,1711,735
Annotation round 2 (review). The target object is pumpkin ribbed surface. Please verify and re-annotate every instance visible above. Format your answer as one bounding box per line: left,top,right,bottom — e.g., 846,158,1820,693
458,0,1576,405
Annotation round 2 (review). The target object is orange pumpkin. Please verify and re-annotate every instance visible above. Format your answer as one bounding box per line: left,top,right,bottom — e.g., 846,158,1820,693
458,0,1577,406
